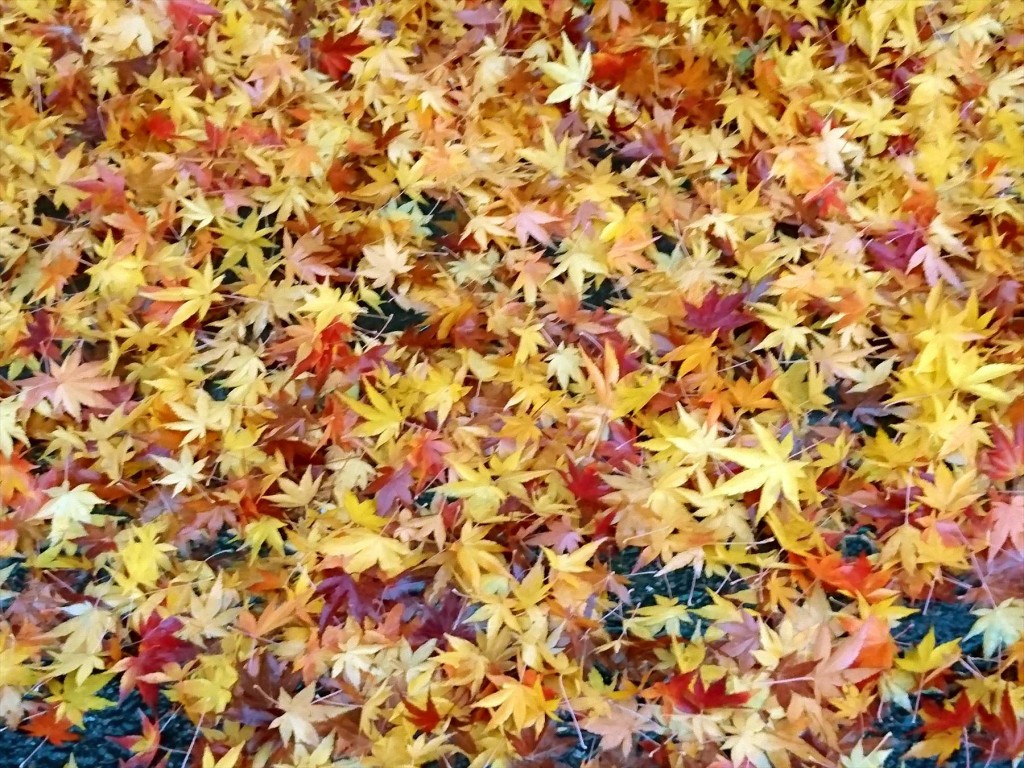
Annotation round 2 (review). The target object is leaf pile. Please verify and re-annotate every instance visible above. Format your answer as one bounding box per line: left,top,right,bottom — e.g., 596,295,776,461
1,1,1023,767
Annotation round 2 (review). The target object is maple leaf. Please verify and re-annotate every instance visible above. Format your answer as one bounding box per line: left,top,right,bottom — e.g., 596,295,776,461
282,229,338,284
144,111,176,141
841,740,892,768
540,33,592,105
650,671,750,715
116,520,176,589
166,0,220,30
46,672,116,728
70,165,127,214
967,599,1024,658
403,696,443,733
265,467,322,508
976,692,1024,763
526,516,583,553
21,349,121,419
271,685,350,746
343,382,406,446
321,529,413,576
896,629,960,675
564,461,614,508
316,31,368,80
154,447,208,496
473,674,559,735
503,0,544,21
803,553,892,598
0,396,28,458
983,496,1024,561
107,712,163,766
119,615,199,707
19,707,80,746
0,449,34,503
359,237,414,288
917,692,974,737
811,621,880,699
34,483,103,543
981,419,1024,481
142,260,224,329
366,462,415,514
683,288,753,334
906,244,963,289
581,706,649,757
200,744,245,768
712,422,810,517
508,207,561,246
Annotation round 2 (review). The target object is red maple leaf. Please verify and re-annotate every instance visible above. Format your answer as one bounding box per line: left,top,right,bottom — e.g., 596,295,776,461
408,588,473,647
317,32,368,80
120,615,200,707
15,310,61,359
594,332,643,376
595,420,641,467
683,288,753,334
563,461,611,508
804,175,848,216
403,696,443,733
20,707,80,746
650,671,750,714
981,416,1024,482
407,433,452,480
108,713,162,768
917,692,975,736
977,692,1024,763
144,111,176,140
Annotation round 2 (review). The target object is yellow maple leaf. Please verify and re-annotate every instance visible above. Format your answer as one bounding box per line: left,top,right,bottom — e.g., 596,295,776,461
473,675,559,734
141,260,223,329
713,422,810,517
321,529,413,576
47,672,116,727
540,33,592,106
271,685,351,746
35,483,103,543
343,382,406,446
896,629,960,675
0,395,27,457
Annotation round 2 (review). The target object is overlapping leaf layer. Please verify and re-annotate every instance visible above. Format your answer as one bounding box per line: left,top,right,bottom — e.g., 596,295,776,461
0,1,1022,767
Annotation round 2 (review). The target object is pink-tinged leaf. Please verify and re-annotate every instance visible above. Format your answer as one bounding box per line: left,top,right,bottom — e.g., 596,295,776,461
985,496,1024,560
167,0,220,30
508,207,561,246
367,463,415,514
907,244,963,289
20,349,122,420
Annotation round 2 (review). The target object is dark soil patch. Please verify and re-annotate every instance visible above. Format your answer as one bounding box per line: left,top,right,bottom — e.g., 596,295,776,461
0,680,197,768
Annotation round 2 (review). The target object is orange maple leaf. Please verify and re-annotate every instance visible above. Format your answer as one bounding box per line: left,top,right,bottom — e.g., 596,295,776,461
20,707,80,746
802,552,892,598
